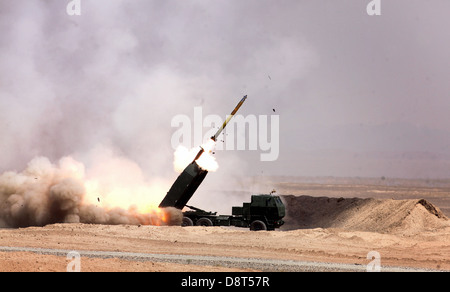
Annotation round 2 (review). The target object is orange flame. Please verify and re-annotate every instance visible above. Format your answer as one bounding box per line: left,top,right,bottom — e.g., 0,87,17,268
60,154,175,226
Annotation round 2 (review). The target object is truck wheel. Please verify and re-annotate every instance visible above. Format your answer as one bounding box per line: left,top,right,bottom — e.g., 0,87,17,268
182,217,194,227
250,220,267,231
196,217,213,227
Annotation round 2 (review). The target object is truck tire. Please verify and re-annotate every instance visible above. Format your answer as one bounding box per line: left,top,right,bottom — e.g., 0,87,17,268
250,220,267,231
196,217,213,227
182,217,194,227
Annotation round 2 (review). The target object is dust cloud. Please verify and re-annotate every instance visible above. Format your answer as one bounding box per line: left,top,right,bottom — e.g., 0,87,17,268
0,155,182,228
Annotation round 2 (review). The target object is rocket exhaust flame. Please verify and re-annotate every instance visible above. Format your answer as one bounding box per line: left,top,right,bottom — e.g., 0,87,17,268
195,138,218,171
174,138,218,173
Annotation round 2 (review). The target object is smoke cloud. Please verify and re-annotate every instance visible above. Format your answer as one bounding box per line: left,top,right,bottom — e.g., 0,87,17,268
0,152,182,228
173,139,218,173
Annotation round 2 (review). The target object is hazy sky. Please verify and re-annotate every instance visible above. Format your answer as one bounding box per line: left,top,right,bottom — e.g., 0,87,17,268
1,0,450,181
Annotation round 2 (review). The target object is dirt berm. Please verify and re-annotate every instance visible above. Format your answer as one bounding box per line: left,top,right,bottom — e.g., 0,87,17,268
281,195,449,234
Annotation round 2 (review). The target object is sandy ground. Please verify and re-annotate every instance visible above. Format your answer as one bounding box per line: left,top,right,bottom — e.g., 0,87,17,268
1,179,449,272
0,250,257,272
0,222,449,272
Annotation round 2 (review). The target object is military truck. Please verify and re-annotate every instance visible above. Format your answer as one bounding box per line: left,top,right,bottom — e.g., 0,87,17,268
182,194,285,231
158,158,286,231
159,96,285,230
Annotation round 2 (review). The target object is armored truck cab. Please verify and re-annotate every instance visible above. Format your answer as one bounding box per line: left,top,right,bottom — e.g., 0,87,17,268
231,195,285,231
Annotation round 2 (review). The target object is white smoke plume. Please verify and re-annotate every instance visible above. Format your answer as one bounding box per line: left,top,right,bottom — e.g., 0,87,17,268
173,139,219,173
0,152,182,228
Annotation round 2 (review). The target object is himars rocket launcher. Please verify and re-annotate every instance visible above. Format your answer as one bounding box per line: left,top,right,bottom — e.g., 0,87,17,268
159,95,247,209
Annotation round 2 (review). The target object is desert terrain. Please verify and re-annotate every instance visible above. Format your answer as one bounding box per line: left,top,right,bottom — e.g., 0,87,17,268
0,177,449,272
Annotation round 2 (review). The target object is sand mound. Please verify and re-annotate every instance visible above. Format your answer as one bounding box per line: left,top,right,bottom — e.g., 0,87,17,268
281,195,449,234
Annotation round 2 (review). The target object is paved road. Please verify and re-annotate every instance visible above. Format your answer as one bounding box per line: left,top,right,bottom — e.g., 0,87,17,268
0,246,441,272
